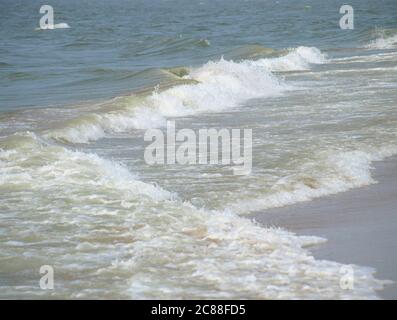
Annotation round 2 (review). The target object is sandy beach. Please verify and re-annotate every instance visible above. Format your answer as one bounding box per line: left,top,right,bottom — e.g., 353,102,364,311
252,156,397,299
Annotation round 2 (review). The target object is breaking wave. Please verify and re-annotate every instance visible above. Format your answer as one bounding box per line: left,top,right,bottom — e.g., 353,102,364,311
44,57,285,143
228,146,397,214
251,46,327,71
0,132,386,299
366,28,397,49
44,46,326,144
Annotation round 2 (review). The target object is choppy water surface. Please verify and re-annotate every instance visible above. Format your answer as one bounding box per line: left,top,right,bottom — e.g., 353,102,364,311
0,0,397,298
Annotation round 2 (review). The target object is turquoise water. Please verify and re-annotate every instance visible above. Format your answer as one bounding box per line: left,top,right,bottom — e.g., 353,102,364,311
0,0,397,299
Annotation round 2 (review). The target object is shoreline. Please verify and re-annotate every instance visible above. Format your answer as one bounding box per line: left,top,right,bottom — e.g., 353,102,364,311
251,156,397,299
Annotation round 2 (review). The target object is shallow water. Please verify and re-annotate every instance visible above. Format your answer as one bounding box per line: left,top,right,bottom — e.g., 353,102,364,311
0,0,397,299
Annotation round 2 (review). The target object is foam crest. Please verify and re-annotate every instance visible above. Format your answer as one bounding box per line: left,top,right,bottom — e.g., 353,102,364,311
228,146,397,214
251,46,327,71
44,47,328,144
0,133,387,299
367,29,397,49
45,58,285,143
0,132,172,201
104,205,384,299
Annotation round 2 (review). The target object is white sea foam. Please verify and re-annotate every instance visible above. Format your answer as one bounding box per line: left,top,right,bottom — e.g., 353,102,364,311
0,132,386,299
0,132,172,201
45,57,287,143
227,146,397,214
45,47,327,144
332,51,397,65
367,32,397,49
302,66,397,75
251,46,327,71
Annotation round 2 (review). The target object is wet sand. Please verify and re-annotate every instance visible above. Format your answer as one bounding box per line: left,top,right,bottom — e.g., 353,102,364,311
251,156,397,299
